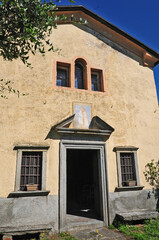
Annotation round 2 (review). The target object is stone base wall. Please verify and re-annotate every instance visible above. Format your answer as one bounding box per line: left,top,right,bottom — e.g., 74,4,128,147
109,189,159,224
0,190,158,235
0,195,58,235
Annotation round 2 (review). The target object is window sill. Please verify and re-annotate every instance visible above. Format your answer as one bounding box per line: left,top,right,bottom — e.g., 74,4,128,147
54,86,107,95
8,190,50,198
115,186,144,192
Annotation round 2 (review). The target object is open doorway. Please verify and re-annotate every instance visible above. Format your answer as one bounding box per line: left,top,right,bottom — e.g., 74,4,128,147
66,149,103,220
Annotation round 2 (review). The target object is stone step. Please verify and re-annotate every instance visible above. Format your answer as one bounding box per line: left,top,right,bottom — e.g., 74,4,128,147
116,209,158,221
65,215,104,231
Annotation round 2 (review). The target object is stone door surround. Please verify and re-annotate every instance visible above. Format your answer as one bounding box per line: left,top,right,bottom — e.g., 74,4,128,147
59,139,109,231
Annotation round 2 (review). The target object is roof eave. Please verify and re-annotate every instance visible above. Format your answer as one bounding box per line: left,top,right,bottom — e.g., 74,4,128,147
56,5,159,67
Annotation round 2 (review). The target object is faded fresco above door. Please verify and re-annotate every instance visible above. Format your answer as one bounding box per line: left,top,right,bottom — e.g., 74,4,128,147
74,103,91,129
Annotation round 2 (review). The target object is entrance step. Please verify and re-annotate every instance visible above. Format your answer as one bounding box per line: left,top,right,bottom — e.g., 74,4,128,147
66,214,104,231
116,209,158,221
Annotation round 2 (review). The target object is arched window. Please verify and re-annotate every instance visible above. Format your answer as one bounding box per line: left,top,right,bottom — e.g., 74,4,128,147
55,58,105,92
75,61,84,89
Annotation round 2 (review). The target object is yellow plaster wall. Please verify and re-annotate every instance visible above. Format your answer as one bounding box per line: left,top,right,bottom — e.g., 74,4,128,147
0,24,159,197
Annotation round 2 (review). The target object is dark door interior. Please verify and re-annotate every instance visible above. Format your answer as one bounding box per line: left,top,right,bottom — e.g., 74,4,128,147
66,149,103,220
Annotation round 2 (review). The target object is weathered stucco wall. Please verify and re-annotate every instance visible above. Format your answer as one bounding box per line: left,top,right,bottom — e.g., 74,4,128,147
0,23,159,199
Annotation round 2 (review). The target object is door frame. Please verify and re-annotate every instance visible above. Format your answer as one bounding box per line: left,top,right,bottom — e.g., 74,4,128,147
59,139,109,231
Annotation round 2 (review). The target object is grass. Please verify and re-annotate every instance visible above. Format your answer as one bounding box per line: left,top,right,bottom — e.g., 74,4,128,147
39,231,79,240
31,217,159,240
39,230,104,240
117,217,159,240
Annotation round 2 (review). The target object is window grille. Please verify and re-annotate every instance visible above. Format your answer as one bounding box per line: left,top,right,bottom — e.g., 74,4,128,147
120,153,136,186
20,152,42,191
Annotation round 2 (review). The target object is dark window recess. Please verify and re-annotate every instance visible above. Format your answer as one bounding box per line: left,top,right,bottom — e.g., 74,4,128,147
75,63,84,89
120,153,136,186
56,67,69,87
20,152,42,191
91,72,101,91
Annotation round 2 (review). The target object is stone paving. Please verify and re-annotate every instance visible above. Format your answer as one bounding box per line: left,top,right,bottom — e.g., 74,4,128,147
70,226,132,240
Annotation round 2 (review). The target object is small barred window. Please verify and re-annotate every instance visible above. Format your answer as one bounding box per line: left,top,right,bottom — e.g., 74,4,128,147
120,153,136,186
20,152,42,191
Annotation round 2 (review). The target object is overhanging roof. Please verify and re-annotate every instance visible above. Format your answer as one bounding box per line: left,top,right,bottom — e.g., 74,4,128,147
56,5,159,68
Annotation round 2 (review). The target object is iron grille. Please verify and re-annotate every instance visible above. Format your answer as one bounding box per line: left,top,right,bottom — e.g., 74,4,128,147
20,152,42,191
120,153,136,186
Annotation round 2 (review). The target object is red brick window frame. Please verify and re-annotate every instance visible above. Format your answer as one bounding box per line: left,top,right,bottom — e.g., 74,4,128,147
56,61,71,88
75,58,88,90
54,58,106,93
91,68,104,92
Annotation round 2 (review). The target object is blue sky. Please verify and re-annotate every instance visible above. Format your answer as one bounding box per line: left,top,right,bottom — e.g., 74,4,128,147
57,0,159,102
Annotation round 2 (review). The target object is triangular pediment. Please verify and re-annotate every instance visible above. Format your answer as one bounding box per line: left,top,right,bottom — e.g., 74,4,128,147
52,114,75,130
50,114,114,137
90,116,114,132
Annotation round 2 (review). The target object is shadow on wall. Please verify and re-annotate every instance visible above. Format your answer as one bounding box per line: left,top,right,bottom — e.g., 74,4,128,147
13,233,39,240
154,188,159,211
147,189,159,211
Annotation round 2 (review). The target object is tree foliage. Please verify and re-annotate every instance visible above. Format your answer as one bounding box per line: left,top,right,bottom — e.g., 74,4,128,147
144,159,159,188
0,0,76,66
0,0,87,98
0,79,28,99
